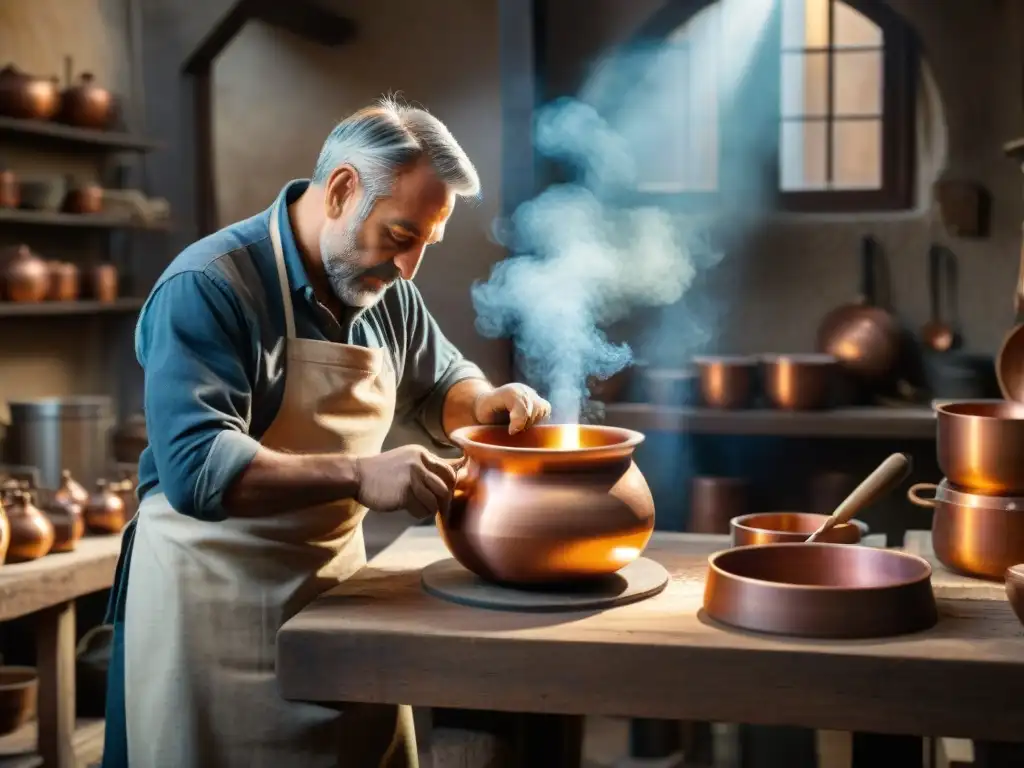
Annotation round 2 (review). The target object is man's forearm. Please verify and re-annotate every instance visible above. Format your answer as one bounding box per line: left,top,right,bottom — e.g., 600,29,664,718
222,447,359,517
441,377,493,438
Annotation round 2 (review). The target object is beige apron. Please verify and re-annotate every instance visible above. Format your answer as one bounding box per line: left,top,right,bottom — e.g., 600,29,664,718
123,201,417,767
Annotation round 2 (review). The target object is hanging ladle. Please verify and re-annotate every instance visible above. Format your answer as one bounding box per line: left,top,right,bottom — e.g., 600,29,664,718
805,452,913,542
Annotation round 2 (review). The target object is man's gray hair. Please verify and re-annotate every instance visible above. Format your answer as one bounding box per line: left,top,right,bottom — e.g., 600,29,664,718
311,96,480,221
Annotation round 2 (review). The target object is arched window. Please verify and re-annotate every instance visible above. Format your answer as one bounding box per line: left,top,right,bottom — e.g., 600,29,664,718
620,0,917,212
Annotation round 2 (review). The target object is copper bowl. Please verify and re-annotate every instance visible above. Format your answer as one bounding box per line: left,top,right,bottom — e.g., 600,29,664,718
1006,564,1024,627
908,480,1024,581
442,424,655,584
693,355,757,409
935,400,1024,495
703,544,937,638
730,512,862,546
761,354,838,411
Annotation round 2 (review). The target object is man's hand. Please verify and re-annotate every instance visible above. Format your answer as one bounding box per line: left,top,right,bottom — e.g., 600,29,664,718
473,383,552,434
354,445,459,519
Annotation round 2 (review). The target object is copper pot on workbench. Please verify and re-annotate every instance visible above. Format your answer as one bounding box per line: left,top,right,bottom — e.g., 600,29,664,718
43,470,86,553
4,246,49,303
908,480,1024,581
5,491,54,563
693,355,757,409
935,400,1024,495
0,65,60,120
441,424,655,584
84,479,126,534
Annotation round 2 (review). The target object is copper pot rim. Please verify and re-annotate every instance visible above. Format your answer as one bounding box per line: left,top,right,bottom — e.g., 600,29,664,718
908,479,1024,510
449,423,644,457
760,353,838,366
708,544,933,592
934,398,1024,420
729,512,859,536
691,355,758,367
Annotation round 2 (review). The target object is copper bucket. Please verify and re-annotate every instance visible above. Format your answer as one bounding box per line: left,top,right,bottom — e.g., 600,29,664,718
703,544,937,638
730,512,861,546
908,480,1024,580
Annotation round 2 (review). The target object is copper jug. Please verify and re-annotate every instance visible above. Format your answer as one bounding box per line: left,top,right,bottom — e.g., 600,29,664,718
84,479,126,534
0,65,60,120
59,64,113,130
5,490,55,562
44,470,86,553
0,498,10,565
46,261,79,302
63,178,103,214
4,246,49,302
443,424,655,584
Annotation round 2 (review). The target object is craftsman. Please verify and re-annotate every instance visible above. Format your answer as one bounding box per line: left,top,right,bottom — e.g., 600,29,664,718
100,97,551,768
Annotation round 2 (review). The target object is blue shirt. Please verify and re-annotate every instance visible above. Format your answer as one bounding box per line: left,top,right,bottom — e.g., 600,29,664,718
105,179,485,622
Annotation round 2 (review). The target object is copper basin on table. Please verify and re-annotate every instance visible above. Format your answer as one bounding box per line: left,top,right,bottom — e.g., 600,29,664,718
703,544,937,639
935,400,1024,495
441,424,655,585
730,512,862,546
908,480,1024,581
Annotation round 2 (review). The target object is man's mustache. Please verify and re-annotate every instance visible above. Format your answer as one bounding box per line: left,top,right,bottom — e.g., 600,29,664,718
359,262,400,283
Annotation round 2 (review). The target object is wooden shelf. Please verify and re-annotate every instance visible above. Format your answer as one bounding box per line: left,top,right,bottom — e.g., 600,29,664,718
0,116,160,153
0,534,122,623
600,403,937,440
0,209,168,230
0,299,144,318
0,718,104,768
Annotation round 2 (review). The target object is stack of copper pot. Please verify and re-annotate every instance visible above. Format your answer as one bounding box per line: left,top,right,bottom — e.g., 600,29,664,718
908,400,1024,581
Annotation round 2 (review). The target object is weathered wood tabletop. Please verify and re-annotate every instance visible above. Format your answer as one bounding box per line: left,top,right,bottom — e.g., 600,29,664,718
277,527,1024,742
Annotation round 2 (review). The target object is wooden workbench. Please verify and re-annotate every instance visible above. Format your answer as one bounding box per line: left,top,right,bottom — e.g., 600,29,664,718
278,527,1024,747
0,534,122,768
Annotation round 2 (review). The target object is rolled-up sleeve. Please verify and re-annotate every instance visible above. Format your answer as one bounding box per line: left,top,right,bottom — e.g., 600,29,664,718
136,270,261,521
395,282,486,446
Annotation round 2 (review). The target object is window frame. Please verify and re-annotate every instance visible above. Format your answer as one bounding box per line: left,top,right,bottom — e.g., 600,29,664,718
622,0,918,213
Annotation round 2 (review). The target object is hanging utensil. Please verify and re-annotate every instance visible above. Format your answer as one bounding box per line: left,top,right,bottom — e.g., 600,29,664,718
920,245,957,352
806,453,912,542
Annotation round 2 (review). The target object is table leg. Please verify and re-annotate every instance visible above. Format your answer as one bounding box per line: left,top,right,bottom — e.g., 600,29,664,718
36,601,76,768
511,713,583,768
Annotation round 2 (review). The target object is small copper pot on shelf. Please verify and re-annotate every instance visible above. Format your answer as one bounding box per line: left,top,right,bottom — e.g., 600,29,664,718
5,491,55,563
0,164,19,209
84,479,126,534
88,263,118,303
63,179,103,214
692,355,757,409
0,65,60,120
43,470,86,553
3,246,49,303
58,59,114,130
760,354,839,411
46,261,79,302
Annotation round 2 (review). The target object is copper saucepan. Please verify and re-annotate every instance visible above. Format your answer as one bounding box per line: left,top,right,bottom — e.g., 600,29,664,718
817,235,901,384
441,424,655,584
760,354,839,411
908,480,1024,581
704,453,934,638
730,512,861,546
935,400,1024,494
692,356,757,409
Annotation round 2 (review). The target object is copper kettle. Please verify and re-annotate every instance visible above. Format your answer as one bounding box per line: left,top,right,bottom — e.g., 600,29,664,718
4,245,50,303
58,58,114,130
84,479,126,534
44,470,86,553
5,490,55,563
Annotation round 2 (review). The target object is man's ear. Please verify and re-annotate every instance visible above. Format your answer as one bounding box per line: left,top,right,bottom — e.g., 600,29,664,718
324,164,360,221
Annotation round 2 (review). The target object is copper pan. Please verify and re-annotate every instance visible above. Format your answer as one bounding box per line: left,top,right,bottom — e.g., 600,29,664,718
908,480,1024,581
730,512,861,546
817,236,901,383
704,453,929,638
935,400,1024,494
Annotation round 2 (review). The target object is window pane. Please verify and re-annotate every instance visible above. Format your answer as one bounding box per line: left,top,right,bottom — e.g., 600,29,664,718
832,118,882,188
781,0,829,49
781,51,828,117
833,50,883,116
834,1,883,48
780,120,828,190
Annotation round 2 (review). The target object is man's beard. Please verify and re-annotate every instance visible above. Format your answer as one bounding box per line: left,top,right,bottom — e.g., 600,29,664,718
319,221,398,308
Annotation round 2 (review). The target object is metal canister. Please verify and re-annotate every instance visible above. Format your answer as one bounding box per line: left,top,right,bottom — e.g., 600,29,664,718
6,397,114,489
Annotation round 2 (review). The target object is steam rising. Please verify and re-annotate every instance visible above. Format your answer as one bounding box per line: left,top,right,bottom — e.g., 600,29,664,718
471,99,698,421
